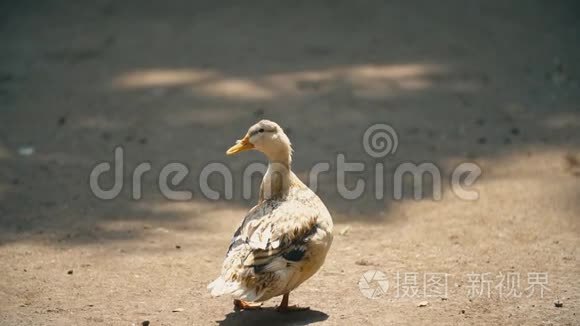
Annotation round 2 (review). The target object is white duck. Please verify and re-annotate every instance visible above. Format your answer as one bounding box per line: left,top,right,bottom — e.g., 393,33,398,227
208,120,334,312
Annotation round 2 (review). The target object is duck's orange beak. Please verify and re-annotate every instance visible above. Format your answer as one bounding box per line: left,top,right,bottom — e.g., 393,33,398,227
226,135,254,155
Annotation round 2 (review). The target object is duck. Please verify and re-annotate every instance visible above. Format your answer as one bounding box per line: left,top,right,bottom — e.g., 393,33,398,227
207,120,334,312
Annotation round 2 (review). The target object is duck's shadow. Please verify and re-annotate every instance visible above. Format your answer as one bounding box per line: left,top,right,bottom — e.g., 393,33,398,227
217,308,329,326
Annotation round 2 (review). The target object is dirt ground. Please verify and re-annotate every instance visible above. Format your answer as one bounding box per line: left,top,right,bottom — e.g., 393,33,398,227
1,1,579,325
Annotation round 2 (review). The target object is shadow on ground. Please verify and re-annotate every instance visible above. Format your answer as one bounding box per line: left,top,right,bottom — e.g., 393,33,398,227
218,308,328,326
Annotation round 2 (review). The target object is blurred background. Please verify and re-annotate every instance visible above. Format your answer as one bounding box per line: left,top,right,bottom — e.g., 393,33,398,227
1,1,579,325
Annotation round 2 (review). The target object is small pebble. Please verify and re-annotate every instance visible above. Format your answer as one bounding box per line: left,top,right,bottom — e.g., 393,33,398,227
17,146,35,156
477,137,487,144
172,308,184,312
57,116,66,126
417,301,429,307
142,321,150,326
339,226,351,236
67,270,73,275
510,127,520,135
176,245,181,249
355,259,376,266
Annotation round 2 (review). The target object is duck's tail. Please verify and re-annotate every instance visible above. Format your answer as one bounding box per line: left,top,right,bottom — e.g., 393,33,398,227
207,277,261,301
207,277,231,297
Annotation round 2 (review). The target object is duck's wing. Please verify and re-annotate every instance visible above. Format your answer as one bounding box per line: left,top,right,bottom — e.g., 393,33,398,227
208,198,326,301
236,200,320,271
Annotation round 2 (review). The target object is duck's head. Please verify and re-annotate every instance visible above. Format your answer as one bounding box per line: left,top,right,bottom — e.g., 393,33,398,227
226,120,292,161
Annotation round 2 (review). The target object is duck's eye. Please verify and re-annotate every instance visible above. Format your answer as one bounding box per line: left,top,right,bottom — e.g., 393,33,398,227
258,128,264,133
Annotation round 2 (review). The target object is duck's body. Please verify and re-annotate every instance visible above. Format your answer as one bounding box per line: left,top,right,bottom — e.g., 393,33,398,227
209,172,333,302
208,120,333,310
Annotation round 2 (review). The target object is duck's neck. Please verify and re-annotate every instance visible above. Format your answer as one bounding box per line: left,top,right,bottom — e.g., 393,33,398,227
260,148,292,201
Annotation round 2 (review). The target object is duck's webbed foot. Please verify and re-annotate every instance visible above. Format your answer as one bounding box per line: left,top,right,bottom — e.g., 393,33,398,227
233,299,262,311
